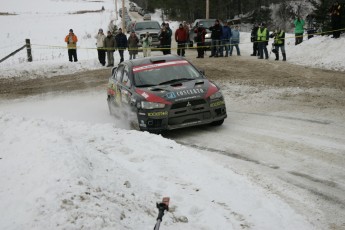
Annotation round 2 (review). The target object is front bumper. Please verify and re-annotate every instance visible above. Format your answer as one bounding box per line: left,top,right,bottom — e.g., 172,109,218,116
137,99,227,132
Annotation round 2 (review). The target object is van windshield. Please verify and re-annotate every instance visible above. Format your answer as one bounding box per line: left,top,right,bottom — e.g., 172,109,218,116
135,22,160,31
197,20,215,28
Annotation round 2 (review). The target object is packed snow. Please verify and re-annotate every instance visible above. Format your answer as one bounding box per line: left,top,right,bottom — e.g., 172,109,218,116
0,0,344,229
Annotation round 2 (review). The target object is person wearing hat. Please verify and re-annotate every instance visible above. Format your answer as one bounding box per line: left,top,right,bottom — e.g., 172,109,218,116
165,23,172,54
250,23,259,56
104,30,116,67
115,28,128,63
64,29,78,62
209,19,223,57
175,23,188,57
194,23,206,58
159,27,170,55
95,28,106,66
127,31,139,60
257,22,269,59
270,27,286,61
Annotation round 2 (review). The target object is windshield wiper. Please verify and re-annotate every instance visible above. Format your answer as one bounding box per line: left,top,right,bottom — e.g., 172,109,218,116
159,78,194,85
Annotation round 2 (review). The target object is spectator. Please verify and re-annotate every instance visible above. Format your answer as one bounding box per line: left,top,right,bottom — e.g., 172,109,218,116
306,14,317,39
250,23,259,56
209,19,223,57
165,23,173,54
329,1,342,38
159,27,170,55
270,28,286,61
64,29,78,62
104,31,116,67
229,25,240,56
175,23,188,56
142,32,152,57
127,31,139,60
294,17,305,45
194,23,206,58
183,21,190,46
220,21,232,57
95,28,106,66
257,22,269,59
115,28,127,63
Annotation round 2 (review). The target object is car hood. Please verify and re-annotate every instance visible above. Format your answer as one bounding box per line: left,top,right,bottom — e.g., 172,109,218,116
135,79,219,104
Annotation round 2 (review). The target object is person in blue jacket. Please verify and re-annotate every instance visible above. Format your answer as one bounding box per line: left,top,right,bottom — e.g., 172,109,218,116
220,21,232,57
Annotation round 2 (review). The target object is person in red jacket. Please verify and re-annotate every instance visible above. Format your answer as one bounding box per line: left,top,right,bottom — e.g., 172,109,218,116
64,29,78,62
175,23,188,57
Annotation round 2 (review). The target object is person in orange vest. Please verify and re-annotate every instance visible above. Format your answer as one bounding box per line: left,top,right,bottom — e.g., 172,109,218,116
64,29,78,62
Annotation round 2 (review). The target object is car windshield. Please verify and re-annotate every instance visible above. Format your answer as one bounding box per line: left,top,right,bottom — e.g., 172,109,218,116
133,61,203,87
135,22,160,30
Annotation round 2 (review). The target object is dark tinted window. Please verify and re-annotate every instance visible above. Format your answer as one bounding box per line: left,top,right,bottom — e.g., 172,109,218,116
135,21,160,30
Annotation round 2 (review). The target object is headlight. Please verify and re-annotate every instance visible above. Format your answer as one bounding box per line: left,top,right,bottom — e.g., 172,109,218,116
141,101,166,109
209,91,223,100
205,33,211,39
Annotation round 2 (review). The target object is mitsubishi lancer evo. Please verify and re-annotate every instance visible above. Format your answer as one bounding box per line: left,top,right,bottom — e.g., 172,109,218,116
107,55,227,132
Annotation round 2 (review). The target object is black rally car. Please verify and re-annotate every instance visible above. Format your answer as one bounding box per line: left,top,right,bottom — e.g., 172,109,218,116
107,55,227,132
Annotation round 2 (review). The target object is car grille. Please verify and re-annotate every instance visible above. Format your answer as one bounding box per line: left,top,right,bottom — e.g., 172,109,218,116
171,99,206,109
167,99,209,125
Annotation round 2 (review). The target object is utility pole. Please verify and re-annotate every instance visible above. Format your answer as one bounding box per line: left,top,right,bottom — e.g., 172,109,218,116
206,0,209,19
115,0,118,20
122,0,126,32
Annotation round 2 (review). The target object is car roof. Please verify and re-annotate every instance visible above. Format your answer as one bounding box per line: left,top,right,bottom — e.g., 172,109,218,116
122,55,186,67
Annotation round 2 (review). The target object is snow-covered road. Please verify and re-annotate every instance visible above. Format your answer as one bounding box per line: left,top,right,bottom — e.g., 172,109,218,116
1,81,344,229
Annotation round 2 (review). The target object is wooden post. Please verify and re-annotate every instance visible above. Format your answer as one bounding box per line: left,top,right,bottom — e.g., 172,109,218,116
26,39,32,62
122,0,126,33
206,0,209,19
115,0,118,20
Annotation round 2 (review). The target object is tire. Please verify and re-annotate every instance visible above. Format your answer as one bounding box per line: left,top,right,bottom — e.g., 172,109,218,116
211,119,224,126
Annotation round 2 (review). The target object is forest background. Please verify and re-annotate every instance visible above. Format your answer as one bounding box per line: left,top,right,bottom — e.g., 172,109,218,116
131,0,345,33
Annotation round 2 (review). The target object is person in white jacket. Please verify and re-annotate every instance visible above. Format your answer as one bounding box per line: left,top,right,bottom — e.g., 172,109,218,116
141,32,152,57
95,28,106,66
